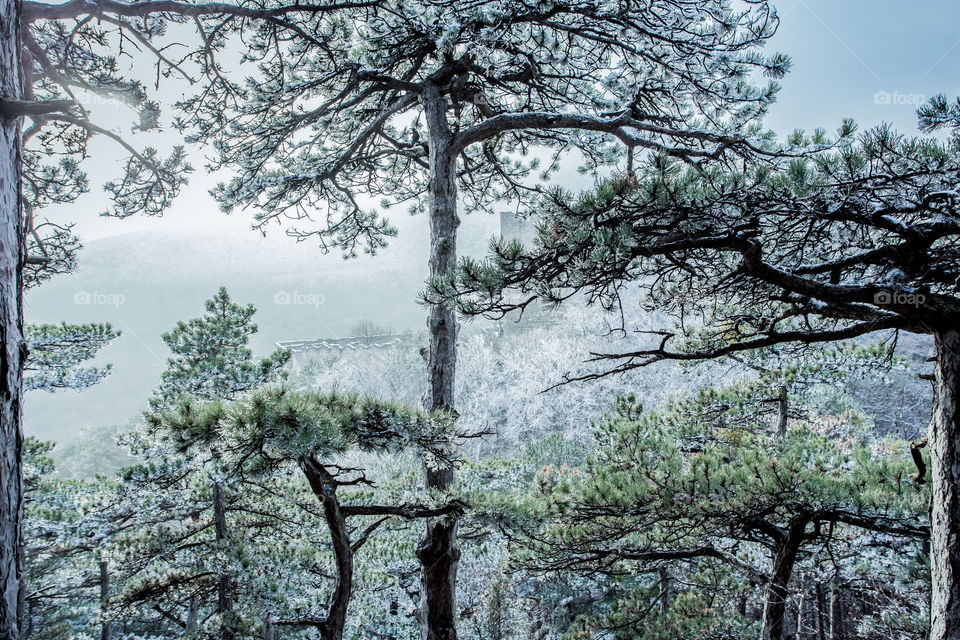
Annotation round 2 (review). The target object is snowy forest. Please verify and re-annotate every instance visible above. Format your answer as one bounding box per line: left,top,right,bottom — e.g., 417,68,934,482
1,1,959,640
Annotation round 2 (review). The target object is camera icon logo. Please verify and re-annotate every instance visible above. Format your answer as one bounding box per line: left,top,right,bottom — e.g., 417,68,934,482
274,291,291,305
873,91,892,105
74,291,91,305
874,291,892,305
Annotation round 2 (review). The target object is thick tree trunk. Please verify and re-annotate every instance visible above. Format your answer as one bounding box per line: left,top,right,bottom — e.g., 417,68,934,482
0,2,24,638
211,480,234,640
302,458,352,640
930,329,960,640
417,84,460,640
762,517,807,640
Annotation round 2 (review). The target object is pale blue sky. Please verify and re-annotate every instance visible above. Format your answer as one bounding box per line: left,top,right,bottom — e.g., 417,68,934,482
766,0,960,135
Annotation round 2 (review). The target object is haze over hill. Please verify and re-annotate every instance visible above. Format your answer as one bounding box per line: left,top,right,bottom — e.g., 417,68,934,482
25,213,502,442
23,0,953,445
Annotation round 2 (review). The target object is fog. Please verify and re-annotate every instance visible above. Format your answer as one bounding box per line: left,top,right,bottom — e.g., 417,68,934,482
24,0,960,442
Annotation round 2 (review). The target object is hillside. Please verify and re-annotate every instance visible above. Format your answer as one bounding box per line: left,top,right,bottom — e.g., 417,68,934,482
24,214,501,442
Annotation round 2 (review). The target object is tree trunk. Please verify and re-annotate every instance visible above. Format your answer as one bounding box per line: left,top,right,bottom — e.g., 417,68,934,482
658,566,671,615
762,517,807,640
930,329,960,640
775,385,788,439
417,83,460,640
0,1,24,637
185,597,198,637
794,576,805,640
99,560,110,640
828,582,843,640
212,480,234,640
302,458,352,640
261,611,274,640
814,581,826,640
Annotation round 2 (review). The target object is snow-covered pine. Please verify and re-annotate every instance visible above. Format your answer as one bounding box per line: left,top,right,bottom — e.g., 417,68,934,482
149,287,290,412
25,323,119,393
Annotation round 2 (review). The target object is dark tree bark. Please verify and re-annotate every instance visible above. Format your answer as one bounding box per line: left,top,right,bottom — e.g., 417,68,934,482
302,458,353,640
658,567,671,615
417,83,460,640
762,517,808,640
775,385,788,439
930,329,960,640
0,1,25,637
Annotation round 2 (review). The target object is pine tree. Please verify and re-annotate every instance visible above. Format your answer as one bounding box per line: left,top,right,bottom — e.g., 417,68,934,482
18,320,120,636
3,7,342,628
24,323,119,393
439,120,960,640
144,387,459,640
515,386,928,640
174,4,789,635
119,288,288,640
115,289,459,640
21,437,122,640
150,287,289,412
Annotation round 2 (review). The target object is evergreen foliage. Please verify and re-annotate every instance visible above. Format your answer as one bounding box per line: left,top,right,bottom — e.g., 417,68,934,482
509,385,928,639
149,287,290,411
13,4,956,640
25,323,119,392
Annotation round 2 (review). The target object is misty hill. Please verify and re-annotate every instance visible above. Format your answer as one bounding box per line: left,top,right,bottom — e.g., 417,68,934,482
24,213,501,443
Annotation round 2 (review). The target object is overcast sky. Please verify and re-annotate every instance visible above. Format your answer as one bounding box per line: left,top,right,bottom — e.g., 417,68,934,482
42,0,960,243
